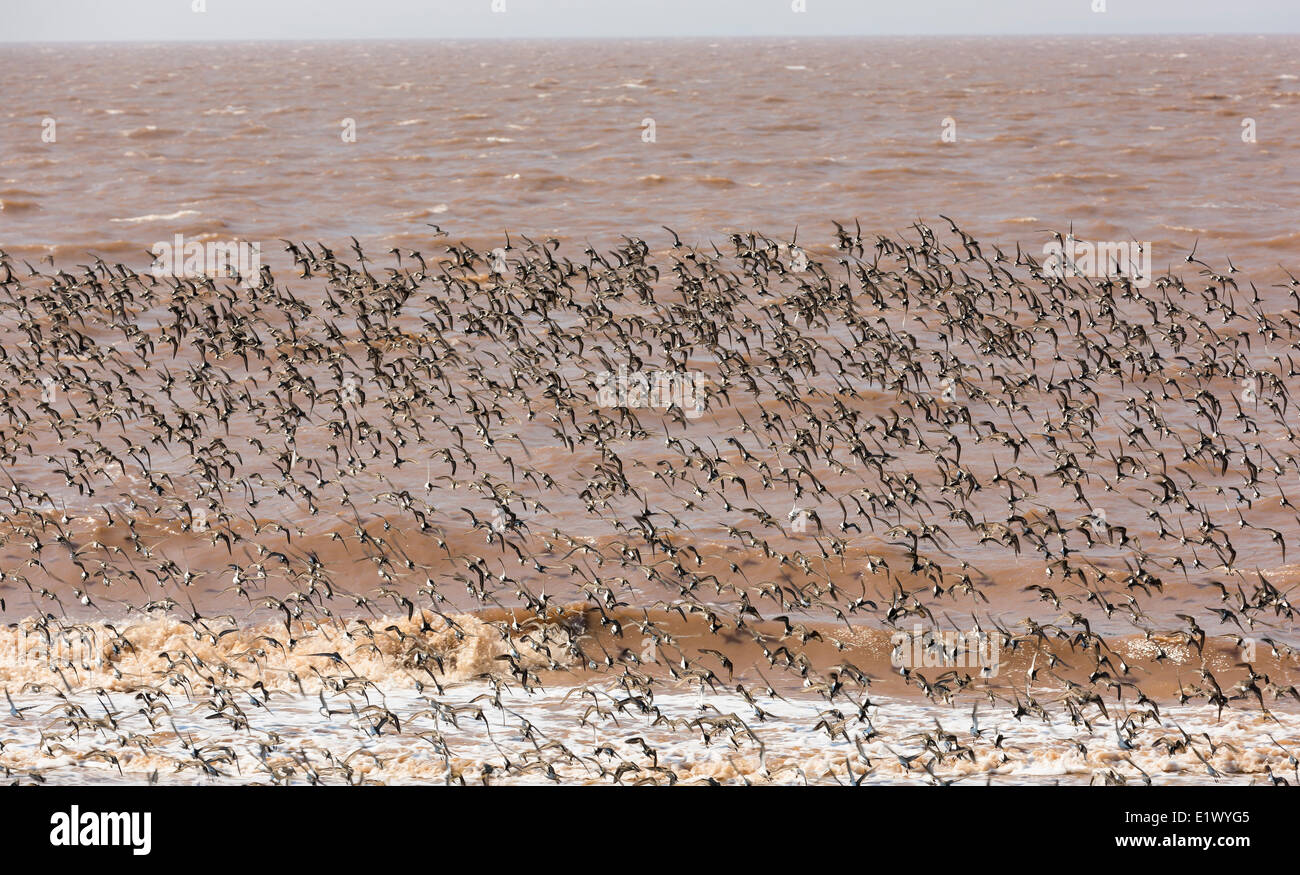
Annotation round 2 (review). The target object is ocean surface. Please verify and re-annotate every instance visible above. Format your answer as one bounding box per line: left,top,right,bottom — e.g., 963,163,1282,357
0,36,1298,785
3,36,1298,265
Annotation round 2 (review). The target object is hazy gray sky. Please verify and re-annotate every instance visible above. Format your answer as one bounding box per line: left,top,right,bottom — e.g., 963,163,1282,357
1,0,1296,41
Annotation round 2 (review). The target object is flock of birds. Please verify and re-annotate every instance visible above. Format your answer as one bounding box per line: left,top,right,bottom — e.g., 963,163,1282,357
0,218,1298,784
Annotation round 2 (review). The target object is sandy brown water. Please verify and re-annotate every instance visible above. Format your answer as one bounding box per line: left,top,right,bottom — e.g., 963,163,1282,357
2,36,1298,264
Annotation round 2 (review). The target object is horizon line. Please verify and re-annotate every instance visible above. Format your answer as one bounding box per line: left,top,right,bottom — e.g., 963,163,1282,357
3,31,1299,46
